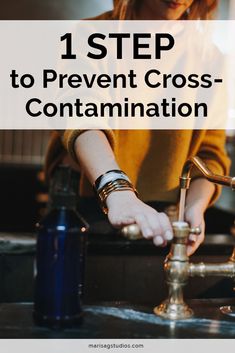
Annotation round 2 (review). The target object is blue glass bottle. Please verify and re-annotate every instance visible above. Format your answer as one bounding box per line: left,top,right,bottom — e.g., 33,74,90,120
33,166,89,328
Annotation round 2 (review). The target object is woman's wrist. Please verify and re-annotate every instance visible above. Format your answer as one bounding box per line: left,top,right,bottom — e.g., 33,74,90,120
185,198,207,214
106,189,137,208
93,169,138,214
185,178,215,213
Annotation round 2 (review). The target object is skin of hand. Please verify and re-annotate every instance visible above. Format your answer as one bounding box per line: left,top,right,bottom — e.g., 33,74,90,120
184,178,215,256
106,190,173,246
184,202,205,256
106,177,214,253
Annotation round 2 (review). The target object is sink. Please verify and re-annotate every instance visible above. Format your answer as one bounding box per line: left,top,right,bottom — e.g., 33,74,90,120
0,299,234,338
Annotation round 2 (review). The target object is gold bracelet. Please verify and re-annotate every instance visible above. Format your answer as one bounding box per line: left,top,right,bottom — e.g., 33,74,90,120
97,179,138,214
98,179,136,198
98,179,133,197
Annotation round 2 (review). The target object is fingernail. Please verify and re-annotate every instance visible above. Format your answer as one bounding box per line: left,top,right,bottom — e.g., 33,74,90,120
189,234,196,242
154,236,164,245
165,230,173,241
144,229,153,238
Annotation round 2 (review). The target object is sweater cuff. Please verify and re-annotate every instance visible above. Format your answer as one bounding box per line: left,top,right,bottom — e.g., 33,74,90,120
62,130,116,164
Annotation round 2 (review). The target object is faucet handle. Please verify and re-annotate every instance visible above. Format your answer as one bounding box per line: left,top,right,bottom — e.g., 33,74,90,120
172,222,201,243
120,224,143,240
121,223,201,241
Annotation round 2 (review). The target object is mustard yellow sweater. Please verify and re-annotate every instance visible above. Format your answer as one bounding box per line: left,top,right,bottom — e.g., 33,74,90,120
45,10,230,205
46,128,230,205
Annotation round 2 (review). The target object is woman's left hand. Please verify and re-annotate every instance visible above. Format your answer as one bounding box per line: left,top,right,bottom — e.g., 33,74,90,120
184,203,205,256
183,178,216,256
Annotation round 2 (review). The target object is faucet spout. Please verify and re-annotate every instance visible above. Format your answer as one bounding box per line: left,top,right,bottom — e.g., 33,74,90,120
180,156,235,190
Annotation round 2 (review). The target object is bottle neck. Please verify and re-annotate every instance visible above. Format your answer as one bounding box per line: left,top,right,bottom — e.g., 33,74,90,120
48,166,79,211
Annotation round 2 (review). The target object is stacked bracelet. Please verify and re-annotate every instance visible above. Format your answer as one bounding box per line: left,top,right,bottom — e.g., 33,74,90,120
95,170,131,191
93,170,138,214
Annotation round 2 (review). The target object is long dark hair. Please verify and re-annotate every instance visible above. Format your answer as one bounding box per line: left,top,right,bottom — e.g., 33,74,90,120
113,0,219,20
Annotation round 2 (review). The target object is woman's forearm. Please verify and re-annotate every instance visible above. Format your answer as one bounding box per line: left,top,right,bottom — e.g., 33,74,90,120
74,130,119,184
185,178,215,212
184,178,215,256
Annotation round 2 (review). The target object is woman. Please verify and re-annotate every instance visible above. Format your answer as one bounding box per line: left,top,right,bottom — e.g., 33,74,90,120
112,0,218,20
46,0,230,255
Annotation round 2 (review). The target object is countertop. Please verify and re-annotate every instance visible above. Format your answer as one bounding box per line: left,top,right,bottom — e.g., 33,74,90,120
0,299,235,338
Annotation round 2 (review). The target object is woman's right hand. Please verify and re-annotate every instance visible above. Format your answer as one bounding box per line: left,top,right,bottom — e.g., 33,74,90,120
73,130,173,246
106,190,173,246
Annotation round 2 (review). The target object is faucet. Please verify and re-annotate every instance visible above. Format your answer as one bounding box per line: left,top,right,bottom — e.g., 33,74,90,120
121,156,235,320
154,221,235,320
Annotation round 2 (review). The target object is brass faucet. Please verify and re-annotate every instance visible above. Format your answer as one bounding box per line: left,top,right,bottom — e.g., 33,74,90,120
154,221,235,320
121,156,235,320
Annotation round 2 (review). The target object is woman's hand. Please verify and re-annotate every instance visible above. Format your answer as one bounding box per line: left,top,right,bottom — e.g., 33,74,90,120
184,202,205,256
184,178,215,256
106,190,173,246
